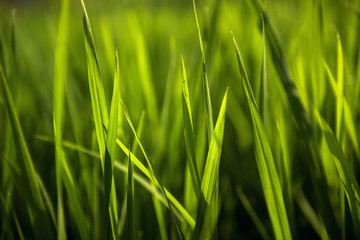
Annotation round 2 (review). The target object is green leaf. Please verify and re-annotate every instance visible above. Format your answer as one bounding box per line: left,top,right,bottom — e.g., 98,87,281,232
201,88,228,204
181,55,201,198
232,35,292,240
192,0,214,143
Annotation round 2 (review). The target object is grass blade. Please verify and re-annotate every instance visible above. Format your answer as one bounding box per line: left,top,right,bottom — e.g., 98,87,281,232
53,0,70,238
201,88,228,204
181,55,201,198
192,0,214,143
232,35,292,240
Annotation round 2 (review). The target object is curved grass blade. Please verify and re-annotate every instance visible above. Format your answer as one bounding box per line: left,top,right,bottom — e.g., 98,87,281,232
232,35,292,240
315,111,360,238
181,55,201,198
192,0,214,143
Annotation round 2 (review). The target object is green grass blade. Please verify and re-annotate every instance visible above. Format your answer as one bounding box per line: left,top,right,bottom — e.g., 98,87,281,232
259,15,268,131
53,0,70,238
192,0,214,143
315,110,360,238
181,55,201,198
201,88,228,204
336,34,344,140
127,147,134,240
233,35,292,240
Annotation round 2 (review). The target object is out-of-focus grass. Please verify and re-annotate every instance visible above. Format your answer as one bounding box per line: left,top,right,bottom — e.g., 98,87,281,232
1,0,360,239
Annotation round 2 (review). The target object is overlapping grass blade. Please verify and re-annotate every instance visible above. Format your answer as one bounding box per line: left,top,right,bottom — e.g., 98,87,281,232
335,34,344,140
192,0,214,142
232,35,292,240
181,55,201,198
315,111,360,238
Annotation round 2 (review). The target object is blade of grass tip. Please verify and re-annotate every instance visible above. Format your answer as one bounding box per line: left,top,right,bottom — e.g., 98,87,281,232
181,55,201,198
232,34,292,240
323,60,359,157
0,65,53,239
201,88,228,204
193,88,227,239
53,0,70,238
236,186,271,240
127,146,134,240
315,110,360,238
192,0,214,143
120,101,184,238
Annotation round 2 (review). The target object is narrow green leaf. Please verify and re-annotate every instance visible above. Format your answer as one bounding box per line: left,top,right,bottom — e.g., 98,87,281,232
53,0,70,238
192,0,214,143
233,35,292,240
259,15,268,131
201,88,228,204
181,55,201,198
336,34,344,140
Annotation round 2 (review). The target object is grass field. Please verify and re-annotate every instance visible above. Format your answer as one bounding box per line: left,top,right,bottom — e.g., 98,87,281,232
1,0,360,239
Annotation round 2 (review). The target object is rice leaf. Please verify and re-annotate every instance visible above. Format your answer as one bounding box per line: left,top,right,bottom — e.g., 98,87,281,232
336,34,344,140
315,110,360,238
192,0,214,142
181,55,201,198
232,35,292,240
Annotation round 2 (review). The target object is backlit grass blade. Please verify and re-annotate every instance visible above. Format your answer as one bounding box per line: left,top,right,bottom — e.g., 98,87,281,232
336,34,344,140
0,66,53,239
121,101,184,238
181,55,201,197
192,0,214,143
315,111,360,238
53,0,69,238
259,15,268,131
127,147,134,240
201,88,228,204
233,35,292,240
